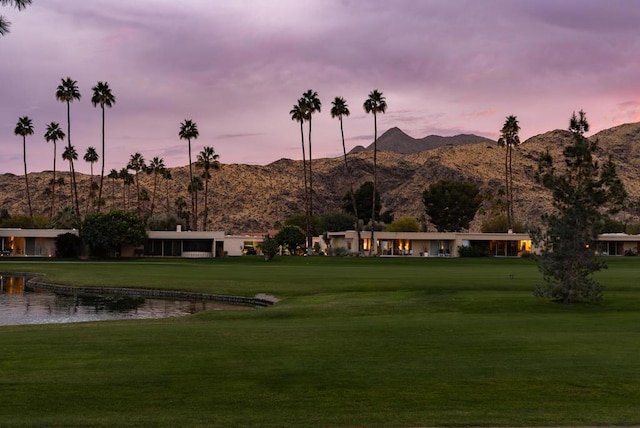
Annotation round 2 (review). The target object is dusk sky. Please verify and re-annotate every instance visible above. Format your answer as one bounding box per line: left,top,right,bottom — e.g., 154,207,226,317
2,0,639,175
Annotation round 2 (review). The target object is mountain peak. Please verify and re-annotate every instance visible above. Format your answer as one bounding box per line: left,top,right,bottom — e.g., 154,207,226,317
352,127,495,154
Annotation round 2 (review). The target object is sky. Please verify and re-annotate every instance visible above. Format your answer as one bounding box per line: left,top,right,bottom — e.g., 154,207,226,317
2,0,640,175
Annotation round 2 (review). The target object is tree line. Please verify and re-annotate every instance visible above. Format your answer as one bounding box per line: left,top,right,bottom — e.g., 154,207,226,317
290,89,387,256
12,78,221,232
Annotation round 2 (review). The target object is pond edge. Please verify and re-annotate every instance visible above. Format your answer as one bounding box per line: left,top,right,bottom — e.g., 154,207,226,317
1,271,277,308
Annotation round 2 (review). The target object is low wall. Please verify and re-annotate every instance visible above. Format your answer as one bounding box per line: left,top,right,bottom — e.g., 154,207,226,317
182,251,213,258
1,272,275,308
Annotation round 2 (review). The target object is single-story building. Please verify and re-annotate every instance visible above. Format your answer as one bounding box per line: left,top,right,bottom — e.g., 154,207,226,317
143,230,226,257
2,228,640,258
0,228,74,257
327,230,533,257
0,228,265,258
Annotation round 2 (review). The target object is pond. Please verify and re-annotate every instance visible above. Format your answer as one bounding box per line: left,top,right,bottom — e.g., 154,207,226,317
0,275,247,326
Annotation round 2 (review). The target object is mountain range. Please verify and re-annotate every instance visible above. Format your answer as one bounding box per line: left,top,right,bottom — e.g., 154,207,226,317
349,127,495,154
2,123,640,233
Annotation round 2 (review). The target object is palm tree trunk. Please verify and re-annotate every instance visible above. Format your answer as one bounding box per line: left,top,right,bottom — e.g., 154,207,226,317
66,101,80,220
68,163,73,204
98,105,105,213
50,142,56,219
340,117,361,252
194,188,199,231
135,173,140,215
307,116,313,252
122,179,126,210
203,178,209,230
166,179,170,216
23,136,33,226
150,172,158,219
505,143,511,230
508,145,514,229
188,139,196,231
299,121,309,251
370,113,377,256
86,165,93,214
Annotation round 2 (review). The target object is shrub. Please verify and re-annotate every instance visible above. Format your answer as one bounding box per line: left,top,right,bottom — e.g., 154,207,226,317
385,216,420,232
55,233,82,258
333,247,350,257
458,243,490,257
259,235,279,261
81,210,147,257
275,225,306,255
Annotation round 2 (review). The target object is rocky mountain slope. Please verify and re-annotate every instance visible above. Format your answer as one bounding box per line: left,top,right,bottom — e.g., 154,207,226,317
2,122,640,233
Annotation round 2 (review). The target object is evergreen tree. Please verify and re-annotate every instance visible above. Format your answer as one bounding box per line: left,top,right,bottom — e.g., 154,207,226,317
422,180,482,232
532,111,626,303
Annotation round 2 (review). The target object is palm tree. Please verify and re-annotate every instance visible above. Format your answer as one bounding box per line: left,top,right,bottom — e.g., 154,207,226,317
179,119,199,230
146,156,166,219
83,146,99,214
62,145,78,204
56,77,81,218
0,0,31,36
44,122,65,219
497,115,520,230
108,168,119,209
91,81,116,213
162,168,173,216
301,90,321,252
331,96,362,252
363,89,387,256
118,167,131,209
175,196,189,226
290,99,310,248
127,152,146,215
187,177,203,230
196,146,220,230
14,116,34,224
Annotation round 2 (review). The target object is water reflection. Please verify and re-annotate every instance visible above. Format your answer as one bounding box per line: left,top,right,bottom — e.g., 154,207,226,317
0,275,245,326
0,275,25,295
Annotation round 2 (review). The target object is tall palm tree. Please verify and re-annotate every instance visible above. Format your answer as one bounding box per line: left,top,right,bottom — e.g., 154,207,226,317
0,0,31,36
127,152,146,215
146,156,165,219
56,77,81,219
187,177,203,231
118,167,131,209
301,90,321,251
91,81,116,213
62,145,78,204
108,168,119,210
497,115,520,230
44,122,65,219
179,119,199,230
196,146,220,231
14,116,34,224
363,89,387,256
162,168,173,216
290,99,310,248
331,96,362,252
83,146,99,214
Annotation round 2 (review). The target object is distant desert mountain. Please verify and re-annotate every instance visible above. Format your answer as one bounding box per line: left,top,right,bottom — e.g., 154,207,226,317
349,127,495,154
2,123,640,234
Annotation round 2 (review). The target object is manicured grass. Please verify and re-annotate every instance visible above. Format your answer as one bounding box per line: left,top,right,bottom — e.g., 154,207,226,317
1,256,640,427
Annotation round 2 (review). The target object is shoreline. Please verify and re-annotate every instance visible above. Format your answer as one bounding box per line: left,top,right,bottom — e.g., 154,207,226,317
1,271,277,308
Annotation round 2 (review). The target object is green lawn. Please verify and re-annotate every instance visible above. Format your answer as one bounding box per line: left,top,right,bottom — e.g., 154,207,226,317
1,256,639,427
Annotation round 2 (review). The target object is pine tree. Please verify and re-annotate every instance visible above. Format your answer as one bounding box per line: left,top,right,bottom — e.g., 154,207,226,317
532,111,627,303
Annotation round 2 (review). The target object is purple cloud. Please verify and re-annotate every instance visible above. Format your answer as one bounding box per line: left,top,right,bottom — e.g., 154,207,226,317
1,0,639,175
